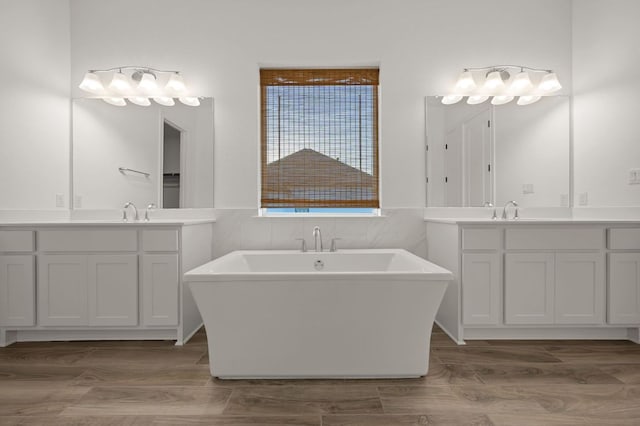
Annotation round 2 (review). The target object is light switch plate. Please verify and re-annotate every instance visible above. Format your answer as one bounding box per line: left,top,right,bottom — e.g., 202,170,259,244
522,183,534,194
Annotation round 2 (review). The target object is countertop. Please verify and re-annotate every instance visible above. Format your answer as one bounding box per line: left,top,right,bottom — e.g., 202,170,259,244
0,219,216,227
424,217,640,225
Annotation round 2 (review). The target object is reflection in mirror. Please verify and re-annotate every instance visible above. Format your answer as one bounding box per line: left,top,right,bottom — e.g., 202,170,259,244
72,98,213,209
425,96,569,208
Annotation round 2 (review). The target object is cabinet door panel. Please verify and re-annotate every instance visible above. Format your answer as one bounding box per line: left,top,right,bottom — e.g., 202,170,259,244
88,255,138,326
555,253,604,324
505,253,554,324
0,255,35,326
462,253,500,325
38,255,88,326
608,253,640,324
142,254,179,326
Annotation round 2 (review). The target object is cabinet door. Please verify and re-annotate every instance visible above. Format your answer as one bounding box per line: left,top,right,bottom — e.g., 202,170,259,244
608,253,640,324
505,253,554,324
462,253,500,325
88,255,138,326
555,253,604,324
38,255,88,326
0,255,35,326
142,254,179,326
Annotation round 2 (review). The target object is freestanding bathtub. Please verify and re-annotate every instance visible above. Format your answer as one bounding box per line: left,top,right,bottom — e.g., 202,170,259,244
184,249,452,379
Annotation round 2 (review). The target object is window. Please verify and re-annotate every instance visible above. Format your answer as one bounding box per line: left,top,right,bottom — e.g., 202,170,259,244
260,68,379,212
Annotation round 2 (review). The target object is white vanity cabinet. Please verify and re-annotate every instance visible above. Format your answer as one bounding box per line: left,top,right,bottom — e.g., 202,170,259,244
608,229,640,324
0,221,213,347
461,229,501,325
38,254,138,326
504,228,605,326
426,219,636,344
0,231,35,327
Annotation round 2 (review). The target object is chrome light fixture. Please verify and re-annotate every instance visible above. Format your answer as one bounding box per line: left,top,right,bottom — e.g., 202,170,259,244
78,66,201,107
441,65,562,106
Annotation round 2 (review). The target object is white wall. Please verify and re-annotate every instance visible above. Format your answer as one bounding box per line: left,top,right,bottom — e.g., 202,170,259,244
0,0,70,209
69,0,572,209
573,0,640,206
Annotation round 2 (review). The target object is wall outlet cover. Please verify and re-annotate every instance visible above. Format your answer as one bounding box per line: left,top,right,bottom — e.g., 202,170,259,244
55,194,64,208
560,194,569,207
522,183,534,194
629,168,640,185
579,192,589,206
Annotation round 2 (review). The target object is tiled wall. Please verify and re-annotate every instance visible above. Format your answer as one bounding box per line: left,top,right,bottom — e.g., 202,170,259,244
211,209,427,259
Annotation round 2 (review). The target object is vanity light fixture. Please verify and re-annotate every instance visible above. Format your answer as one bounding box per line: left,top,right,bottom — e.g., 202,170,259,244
467,95,489,105
491,95,514,105
443,65,562,106
78,66,201,107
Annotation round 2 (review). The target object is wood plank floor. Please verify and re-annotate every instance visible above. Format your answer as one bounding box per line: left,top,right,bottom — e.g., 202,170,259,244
1,326,640,425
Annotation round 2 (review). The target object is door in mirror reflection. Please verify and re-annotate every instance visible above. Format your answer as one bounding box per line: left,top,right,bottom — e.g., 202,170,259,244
162,121,181,208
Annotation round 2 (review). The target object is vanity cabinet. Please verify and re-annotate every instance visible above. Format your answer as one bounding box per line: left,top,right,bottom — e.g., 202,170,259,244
505,252,604,325
39,254,138,326
461,228,501,325
0,231,36,327
426,220,631,343
0,255,35,326
608,228,640,324
142,254,179,326
0,222,213,347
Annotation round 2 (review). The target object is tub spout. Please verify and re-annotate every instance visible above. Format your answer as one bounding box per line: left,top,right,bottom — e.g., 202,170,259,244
312,226,323,252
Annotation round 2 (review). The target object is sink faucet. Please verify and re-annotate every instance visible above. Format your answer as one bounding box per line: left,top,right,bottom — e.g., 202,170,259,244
312,226,323,252
483,202,498,220
122,202,139,222
144,203,156,222
501,200,519,220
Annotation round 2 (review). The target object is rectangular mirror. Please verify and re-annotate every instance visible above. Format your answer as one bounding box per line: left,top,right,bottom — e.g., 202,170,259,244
72,98,214,209
425,96,570,208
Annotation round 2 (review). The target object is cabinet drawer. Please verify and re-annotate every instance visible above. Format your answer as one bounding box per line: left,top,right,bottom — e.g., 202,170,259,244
505,228,603,250
462,228,501,250
608,228,640,250
142,229,178,252
0,230,34,252
39,229,137,252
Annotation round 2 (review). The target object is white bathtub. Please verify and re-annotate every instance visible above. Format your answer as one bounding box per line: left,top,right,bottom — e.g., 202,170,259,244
184,249,452,379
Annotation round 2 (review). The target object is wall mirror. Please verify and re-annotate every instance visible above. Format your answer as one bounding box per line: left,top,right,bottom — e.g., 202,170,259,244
425,96,570,208
72,98,214,209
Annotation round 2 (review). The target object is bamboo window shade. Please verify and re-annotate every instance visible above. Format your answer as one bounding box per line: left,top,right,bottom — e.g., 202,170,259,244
260,68,379,208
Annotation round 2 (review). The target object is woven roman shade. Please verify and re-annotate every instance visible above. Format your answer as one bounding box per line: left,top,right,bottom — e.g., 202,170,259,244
260,68,379,208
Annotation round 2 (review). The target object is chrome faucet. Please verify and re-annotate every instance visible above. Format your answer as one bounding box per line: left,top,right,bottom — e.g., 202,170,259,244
144,203,156,222
122,202,139,222
312,226,323,252
483,202,497,220
501,200,519,220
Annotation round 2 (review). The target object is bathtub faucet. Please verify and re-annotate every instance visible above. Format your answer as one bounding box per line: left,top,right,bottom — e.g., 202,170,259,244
312,226,323,252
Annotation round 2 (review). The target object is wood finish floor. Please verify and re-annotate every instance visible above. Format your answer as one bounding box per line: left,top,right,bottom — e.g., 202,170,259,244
1,326,640,425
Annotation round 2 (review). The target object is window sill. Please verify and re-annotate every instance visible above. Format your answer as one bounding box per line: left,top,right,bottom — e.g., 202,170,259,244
255,213,386,219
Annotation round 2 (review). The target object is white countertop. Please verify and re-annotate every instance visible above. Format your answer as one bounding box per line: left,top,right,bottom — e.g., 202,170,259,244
0,219,216,227
424,217,640,225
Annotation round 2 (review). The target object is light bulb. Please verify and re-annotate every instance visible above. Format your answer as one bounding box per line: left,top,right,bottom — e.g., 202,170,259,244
128,97,151,106
491,95,514,105
467,95,489,105
79,72,104,94
179,96,200,106
166,73,187,93
517,95,542,106
138,72,158,93
108,71,132,94
510,70,533,94
484,71,505,90
454,70,476,92
103,97,126,106
539,72,562,93
153,97,175,106
441,95,463,105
